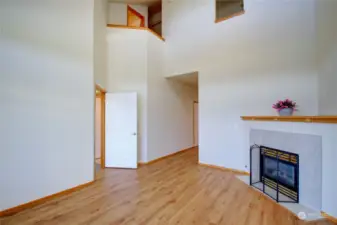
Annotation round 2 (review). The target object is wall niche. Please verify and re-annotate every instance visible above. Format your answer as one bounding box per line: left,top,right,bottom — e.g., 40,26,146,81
216,0,244,23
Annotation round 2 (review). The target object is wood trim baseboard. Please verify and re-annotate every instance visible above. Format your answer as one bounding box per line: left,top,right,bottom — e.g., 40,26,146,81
241,116,337,124
199,163,250,175
139,147,195,166
322,212,337,224
106,24,165,42
0,181,94,217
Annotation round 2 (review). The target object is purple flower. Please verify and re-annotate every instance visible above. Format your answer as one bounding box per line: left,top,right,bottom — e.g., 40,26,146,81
272,99,297,110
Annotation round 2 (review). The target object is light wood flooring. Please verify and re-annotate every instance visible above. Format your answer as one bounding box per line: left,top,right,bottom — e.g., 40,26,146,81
1,147,334,225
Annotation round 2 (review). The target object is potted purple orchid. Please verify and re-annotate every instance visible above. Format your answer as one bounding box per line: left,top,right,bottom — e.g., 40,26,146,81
272,99,297,116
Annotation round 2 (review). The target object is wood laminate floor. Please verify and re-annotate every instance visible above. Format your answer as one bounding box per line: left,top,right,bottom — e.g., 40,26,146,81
1,147,334,225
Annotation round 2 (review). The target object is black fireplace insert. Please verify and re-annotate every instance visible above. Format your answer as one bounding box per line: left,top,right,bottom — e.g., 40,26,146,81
250,145,299,203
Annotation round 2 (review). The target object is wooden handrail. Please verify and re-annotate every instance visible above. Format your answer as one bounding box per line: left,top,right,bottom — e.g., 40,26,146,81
106,24,165,42
241,116,337,124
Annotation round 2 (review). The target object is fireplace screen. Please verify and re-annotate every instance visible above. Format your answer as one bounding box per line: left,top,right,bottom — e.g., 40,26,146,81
250,145,299,203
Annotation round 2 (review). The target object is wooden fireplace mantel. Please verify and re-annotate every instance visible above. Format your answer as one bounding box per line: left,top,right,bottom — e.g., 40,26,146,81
241,116,337,124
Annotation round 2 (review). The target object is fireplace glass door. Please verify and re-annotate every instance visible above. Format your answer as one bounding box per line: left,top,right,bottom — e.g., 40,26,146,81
264,156,296,189
250,145,299,203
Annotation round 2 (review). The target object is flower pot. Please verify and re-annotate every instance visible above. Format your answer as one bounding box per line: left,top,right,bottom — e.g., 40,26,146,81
278,108,294,116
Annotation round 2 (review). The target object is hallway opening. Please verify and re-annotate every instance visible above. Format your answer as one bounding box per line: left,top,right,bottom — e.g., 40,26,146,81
95,84,106,177
166,71,199,151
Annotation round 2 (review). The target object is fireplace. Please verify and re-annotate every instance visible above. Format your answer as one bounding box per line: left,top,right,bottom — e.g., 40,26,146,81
250,145,299,203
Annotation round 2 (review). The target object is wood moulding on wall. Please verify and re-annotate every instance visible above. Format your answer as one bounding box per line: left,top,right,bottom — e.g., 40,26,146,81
138,147,195,166
106,24,165,42
0,181,94,217
241,116,337,124
199,163,250,176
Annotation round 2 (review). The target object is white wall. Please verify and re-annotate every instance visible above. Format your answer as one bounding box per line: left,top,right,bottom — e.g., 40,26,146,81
163,0,318,172
0,0,94,211
94,0,108,88
147,34,197,161
317,0,337,115
107,2,127,25
95,97,101,159
106,28,148,162
108,3,148,27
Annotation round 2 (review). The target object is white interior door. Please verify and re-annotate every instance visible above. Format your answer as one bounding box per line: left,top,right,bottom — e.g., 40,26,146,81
105,92,138,169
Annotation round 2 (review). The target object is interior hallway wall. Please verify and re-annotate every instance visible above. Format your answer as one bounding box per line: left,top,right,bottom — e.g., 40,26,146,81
106,26,197,163
0,0,95,211
95,97,101,159
147,32,198,161
147,78,198,161
94,0,108,88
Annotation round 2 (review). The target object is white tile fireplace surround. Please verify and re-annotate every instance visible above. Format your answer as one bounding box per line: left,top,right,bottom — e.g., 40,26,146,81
243,120,337,220
250,129,322,210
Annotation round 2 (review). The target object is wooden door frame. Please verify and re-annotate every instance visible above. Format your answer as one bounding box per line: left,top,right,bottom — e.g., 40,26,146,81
95,84,106,169
193,101,199,147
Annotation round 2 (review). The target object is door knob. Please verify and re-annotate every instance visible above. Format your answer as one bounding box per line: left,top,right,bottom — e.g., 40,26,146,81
132,132,137,136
